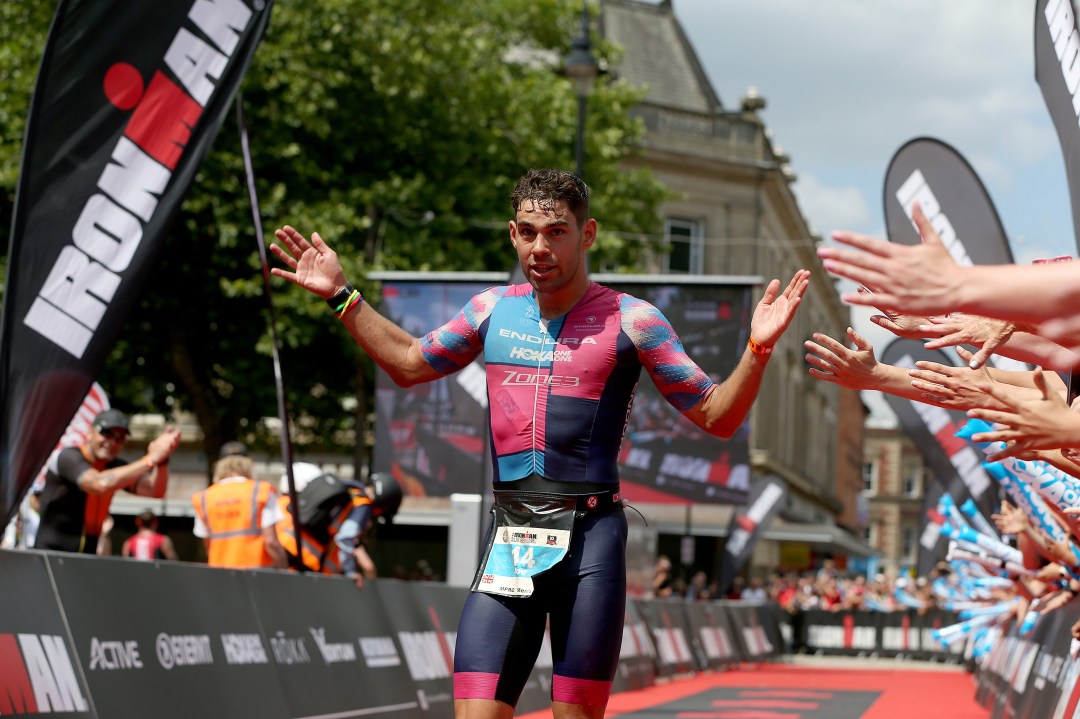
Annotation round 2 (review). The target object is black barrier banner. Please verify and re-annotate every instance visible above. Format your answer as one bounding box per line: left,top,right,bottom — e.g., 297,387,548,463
371,581,466,718
0,0,274,527
715,475,787,597
0,551,91,717
684,600,740,670
1037,0,1080,255
52,556,288,719
3,546,809,718
976,595,1080,719
883,137,1015,264
613,601,658,694
879,339,998,532
724,602,780,662
631,600,696,677
247,572,424,719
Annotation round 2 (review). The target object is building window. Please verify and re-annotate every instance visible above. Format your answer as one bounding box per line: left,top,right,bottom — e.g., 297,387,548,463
901,458,922,496
901,526,917,562
664,217,703,275
862,461,878,494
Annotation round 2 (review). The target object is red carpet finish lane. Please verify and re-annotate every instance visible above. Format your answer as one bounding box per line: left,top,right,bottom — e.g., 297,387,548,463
519,662,988,719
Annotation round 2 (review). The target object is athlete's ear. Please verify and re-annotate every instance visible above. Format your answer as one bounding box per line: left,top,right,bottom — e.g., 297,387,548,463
509,220,520,247
581,218,597,250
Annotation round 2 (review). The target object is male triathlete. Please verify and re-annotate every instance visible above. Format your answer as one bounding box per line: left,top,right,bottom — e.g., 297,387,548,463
271,169,810,719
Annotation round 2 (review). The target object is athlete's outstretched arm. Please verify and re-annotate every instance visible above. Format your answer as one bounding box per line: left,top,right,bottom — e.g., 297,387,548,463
683,270,810,437
271,226,446,387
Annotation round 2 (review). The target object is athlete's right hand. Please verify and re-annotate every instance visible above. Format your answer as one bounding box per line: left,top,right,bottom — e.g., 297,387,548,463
270,226,350,299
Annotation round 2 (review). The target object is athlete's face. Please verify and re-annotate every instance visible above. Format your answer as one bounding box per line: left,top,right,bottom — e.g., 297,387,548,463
509,199,595,299
89,427,128,462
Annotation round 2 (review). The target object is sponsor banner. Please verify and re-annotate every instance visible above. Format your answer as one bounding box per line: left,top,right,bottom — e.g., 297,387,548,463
798,608,964,661
372,580,467,718
632,600,697,676
0,550,92,718
0,0,274,527
715,475,787,597
49,555,287,719
883,137,1015,264
684,600,740,671
374,277,753,504
974,595,1080,719
1037,0,1080,255
725,602,780,662
879,339,998,527
613,600,658,693
247,571,424,719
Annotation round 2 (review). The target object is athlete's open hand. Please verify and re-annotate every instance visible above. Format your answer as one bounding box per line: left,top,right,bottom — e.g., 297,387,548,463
749,269,811,348
270,226,350,299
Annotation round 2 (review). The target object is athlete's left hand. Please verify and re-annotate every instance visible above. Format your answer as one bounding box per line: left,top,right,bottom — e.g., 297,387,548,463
749,269,811,348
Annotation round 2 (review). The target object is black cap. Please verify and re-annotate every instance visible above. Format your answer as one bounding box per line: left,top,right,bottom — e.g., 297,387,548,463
220,441,249,458
93,408,129,433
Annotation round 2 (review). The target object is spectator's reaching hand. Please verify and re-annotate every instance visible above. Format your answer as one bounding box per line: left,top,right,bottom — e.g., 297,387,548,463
921,314,1018,369
804,327,880,390
969,368,1080,460
908,347,1008,411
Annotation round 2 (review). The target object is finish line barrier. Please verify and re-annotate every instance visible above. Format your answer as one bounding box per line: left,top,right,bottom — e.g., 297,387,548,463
0,549,787,718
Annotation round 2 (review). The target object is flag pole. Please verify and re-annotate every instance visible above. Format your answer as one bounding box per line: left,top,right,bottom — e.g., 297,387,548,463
236,93,304,571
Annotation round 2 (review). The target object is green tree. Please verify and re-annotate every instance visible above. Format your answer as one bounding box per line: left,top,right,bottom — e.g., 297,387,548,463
0,0,669,474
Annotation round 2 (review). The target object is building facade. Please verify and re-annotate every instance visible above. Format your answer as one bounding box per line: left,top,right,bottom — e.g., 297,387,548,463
602,0,868,570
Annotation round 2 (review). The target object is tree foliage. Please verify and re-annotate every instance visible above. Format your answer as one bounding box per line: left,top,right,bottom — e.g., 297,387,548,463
0,0,669,468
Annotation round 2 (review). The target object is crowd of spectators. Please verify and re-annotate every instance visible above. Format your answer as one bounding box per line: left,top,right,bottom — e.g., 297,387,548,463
649,555,953,614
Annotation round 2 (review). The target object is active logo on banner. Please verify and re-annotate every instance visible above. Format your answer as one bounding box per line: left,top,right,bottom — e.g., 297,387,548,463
0,0,274,528
0,633,89,715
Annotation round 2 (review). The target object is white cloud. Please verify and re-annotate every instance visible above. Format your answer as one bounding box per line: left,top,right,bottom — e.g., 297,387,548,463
790,173,873,238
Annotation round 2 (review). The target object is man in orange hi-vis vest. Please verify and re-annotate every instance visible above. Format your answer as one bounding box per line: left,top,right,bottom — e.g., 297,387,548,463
191,454,287,569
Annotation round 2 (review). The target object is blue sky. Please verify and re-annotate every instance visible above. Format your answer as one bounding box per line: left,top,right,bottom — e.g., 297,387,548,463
670,0,1077,422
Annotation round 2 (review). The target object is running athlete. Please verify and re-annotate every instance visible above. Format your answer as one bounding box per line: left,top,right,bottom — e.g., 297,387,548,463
121,510,179,561
271,169,810,719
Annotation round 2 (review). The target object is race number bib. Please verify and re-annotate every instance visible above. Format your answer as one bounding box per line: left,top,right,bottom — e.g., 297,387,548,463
471,493,576,598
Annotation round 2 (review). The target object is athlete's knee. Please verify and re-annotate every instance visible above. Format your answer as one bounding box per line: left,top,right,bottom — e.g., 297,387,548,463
552,698,608,719
454,698,515,719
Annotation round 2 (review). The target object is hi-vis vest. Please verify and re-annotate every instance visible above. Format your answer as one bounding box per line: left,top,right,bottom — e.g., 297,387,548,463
276,489,373,573
192,479,278,568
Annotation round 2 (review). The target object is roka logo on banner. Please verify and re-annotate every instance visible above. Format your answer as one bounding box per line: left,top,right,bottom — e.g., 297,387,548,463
0,0,274,527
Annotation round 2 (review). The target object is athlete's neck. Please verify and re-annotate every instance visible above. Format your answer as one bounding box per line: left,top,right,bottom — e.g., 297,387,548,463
536,280,592,320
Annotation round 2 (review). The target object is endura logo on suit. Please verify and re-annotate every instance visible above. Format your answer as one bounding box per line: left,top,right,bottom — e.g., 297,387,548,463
497,329,597,346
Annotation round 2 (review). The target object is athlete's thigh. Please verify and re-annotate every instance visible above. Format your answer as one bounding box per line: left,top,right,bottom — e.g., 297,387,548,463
454,588,548,707
546,510,628,689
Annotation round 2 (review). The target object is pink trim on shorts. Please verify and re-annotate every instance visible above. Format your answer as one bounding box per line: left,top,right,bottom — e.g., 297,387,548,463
454,672,499,700
552,675,612,705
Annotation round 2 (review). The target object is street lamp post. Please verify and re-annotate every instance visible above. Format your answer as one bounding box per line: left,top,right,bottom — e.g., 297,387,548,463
562,6,600,179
